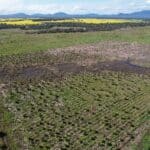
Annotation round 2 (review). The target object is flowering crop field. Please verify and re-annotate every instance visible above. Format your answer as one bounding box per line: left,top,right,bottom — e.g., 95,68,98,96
0,18,142,26
52,18,142,24
0,19,41,25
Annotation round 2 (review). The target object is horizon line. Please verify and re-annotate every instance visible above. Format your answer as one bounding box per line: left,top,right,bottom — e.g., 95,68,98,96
0,9,149,16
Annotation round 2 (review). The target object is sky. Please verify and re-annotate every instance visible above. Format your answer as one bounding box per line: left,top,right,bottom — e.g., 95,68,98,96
0,0,150,15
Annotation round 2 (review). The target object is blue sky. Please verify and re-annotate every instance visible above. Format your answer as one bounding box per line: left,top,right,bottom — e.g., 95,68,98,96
0,0,150,14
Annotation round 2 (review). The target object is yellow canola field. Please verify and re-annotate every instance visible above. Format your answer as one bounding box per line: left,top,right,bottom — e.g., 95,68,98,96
0,18,141,25
53,18,139,24
0,19,41,25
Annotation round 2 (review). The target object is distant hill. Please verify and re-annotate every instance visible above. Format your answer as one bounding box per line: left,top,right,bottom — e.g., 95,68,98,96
109,10,150,19
0,10,150,19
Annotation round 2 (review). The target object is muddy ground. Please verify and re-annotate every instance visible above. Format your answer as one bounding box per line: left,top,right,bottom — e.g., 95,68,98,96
0,41,150,83
0,60,150,83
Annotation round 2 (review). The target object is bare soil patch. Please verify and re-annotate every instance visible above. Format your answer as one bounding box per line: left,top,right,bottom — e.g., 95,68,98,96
0,60,150,83
47,41,150,66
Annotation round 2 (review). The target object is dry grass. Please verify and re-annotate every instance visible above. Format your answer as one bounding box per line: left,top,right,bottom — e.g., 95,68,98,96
47,41,150,67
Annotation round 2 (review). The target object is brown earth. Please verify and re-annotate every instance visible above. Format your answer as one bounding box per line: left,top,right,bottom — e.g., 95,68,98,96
0,60,150,83
47,41,150,67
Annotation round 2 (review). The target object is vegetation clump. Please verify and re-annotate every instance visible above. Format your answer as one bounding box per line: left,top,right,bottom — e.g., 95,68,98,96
1,73,150,149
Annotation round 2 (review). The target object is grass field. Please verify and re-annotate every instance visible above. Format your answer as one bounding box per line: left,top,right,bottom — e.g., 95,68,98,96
0,26,150,150
0,26,150,56
1,72,150,150
139,132,150,150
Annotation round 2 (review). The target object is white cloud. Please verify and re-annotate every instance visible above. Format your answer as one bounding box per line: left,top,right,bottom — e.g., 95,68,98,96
145,0,150,3
0,0,24,14
0,0,150,14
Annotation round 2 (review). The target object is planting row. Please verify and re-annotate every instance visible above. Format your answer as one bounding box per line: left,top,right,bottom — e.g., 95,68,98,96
2,72,150,149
